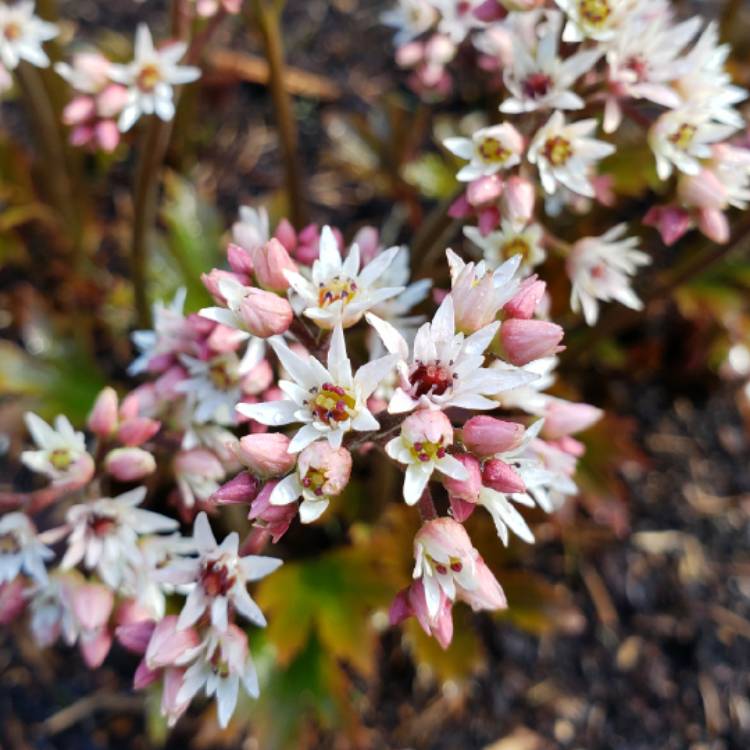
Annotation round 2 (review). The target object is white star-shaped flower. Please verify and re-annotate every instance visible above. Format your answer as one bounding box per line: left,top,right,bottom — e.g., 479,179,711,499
366,294,536,415
284,226,404,329
0,1,57,71
110,24,200,132
238,324,398,452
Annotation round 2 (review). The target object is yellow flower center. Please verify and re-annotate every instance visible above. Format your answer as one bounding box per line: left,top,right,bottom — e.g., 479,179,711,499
479,137,512,165
669,123,697,151
49,448,73,471
136,63,162,93
318,276,358,308
543,136,573,167
501,237,531,262
3,22,21,41
301,467,328,497
579,0,611,27
208,360,235,390
310,382,356,426
0,533,20,555
409,437,447,464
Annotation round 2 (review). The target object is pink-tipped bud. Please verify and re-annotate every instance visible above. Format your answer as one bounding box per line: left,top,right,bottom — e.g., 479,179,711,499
95,120,120,153
71,584,114,632
97,83,129,118
88,386,119,437
458,556,507,612
274,218,297,252
226,243,254,276
62,95,96,126
542,399,603,440
389,580,454,650
503,276,546,320
202,268,245,303
250,238,298,292
213,471,261,504
237,433,296,478
239,288,293,338
401,409,454,447
248,481,297,542
441,453,482,504
501,175,535,228
697,207,730,244
643,205,692,247
482,458,526,493
450,496,477,523
145,616,201,670
353,226,381,266
105,447,156,482
678,169,727,211
298,442,353,497
133,659,160,690
500,319,564,366
473,0,507,22
462,415,525,456
80,630,113,668
467,175,504,207
0,579,27,625
478,205,501,235
117,416,161,447
116,619,156,655
396,40,424,68
448,193,471,219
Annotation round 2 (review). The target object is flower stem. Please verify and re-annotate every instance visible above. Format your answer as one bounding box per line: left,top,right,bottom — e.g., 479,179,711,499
417,487,438,522
249,0,307,228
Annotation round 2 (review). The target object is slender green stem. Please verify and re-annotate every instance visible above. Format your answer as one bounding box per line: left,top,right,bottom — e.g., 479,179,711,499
250,0,307,228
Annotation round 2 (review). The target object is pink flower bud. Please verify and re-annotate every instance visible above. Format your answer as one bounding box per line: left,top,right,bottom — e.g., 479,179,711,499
227,243,254,275
467,175,504,207
97,84,129,118
207,323,248,354
458,556,507,612
80,630,113,668
238,288,293,338
298,442,353,497
478,205,501,234
248,481,297,542
88,386,119,437
643,206,692,246
500,318,564,366
448,193,471,219
474,0,507,22
542,399,602,439
697,207,729,244
117,416,161,447
237,433,296,478
0,579,27,625
353,226,381,266
482,458,526,493
501,175,535,228
201,268,241,303
133,659,160,690
250,238,298,292
213,470,261,504
503,276,546,320
71,584,114,632
145,616,200,670
242,358,274,395
296,224,321,264
161,667,191,726
105,447,156,481
95,120,120,153
441,453,482,503
396,41,424,68
389,580,454,649
401,409,453,447
116,619,156,655
62,95,96,126
415,517,475,560
462,415,525,456
274,218,298,252
678,169,727,210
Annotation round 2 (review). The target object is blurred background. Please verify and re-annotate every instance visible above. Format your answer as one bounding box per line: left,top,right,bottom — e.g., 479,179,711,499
1,0,750,748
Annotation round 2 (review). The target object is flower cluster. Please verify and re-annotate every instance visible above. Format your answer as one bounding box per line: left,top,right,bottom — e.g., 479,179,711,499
0,199,600,726
384,1,750,323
